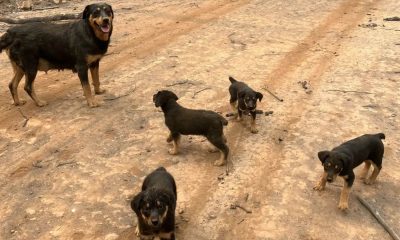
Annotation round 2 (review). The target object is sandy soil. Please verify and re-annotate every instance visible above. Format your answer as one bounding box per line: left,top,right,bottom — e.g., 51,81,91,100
0,0,399,239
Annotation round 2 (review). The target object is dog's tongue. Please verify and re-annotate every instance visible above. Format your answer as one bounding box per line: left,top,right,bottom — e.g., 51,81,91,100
100,24,110,33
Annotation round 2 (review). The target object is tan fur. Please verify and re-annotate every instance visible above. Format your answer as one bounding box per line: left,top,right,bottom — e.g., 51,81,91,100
214,151,226,166
360,160,372,179
82,83,97,107
9,61,25,106
89,65,105,94
168,138,179,155
88,15,112,41
159,231,174,239
338,180,350,210
365,162,380,184
313,171,328,191
250,117,258,133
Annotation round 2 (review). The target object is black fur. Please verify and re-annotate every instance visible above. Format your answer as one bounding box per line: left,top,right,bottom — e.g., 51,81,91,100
153,90,229,166
131,167,177,240
228,76,263,133
0,3,113,107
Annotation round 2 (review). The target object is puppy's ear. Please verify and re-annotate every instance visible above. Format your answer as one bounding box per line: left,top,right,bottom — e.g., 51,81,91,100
171,92,179,101
256,92,263,102
317,151,330,164
238,91,246,99
131,192,143,214
82,5,92,19
107,4,114,18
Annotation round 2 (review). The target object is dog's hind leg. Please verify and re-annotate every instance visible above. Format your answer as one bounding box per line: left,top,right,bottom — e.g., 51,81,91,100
360,160,372,180
8,61,26,106
207,135,229,166
89,61,106,95
365,162,381,185
24,67,48,107
168,133,180,155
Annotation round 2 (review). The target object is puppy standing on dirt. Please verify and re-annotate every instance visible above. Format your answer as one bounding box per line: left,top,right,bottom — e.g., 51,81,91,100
131,167,177,240
313,133,385,210
228,76,263,133
0,3,113,107
153,90,229,166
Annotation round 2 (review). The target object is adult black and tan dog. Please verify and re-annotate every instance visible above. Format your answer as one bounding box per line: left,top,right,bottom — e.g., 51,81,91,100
0,3,113,107
131,167,177,240
153,90,229,166
313,133,385,210
228,76,263,133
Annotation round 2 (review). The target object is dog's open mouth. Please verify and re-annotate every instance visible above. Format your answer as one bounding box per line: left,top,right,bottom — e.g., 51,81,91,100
96,22,111,33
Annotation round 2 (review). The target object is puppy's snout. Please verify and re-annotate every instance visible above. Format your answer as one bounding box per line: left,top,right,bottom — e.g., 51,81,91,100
102,18,110,24
327,178,333,183
151,218,159,226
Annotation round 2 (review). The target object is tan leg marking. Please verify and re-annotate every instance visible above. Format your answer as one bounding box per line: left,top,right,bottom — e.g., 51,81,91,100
338,181,350,210
159,231,174,239
250,117,258,133
25,75,48,107
168,138,179,155
365,162,380,185
313,171,327,191
90,66,105,94
166,133,173,143
214,150,226,166
9,61,26,106
82,83,98,108
135,225,140,236
360,160,371,179
230,102,239,119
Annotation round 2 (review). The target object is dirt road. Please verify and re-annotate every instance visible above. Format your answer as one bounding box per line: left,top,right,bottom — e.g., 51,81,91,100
0,0,399,239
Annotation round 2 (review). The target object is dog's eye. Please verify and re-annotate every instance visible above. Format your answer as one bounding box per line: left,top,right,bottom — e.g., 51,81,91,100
158,204,163,209
105,9,112,16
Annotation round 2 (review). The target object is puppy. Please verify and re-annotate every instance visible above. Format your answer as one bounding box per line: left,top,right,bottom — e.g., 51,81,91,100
131,167,177,240
228,76,263,133
313,133,385,210
0,3,113,107
153,90,229,166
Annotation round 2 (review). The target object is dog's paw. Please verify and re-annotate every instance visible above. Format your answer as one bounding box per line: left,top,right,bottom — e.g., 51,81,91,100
250,127,259,134
14,99,27,106
95,88,106,95
364,178,374,185
88,100,99,108
214,159,226,166
313,184,325,191
166,136,173,143
36,100,48,107
168,148,178,155
338,202,349,210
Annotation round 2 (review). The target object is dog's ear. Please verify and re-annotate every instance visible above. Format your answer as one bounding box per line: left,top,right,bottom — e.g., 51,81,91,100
107,4,114,18
131,192,143,214
256,92,263,102
170,92,179,101
317,151,330,164
82,4,92,19
238,91,246,99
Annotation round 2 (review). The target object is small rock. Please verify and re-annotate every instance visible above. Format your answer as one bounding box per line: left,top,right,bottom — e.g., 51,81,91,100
26,208,35,215
105,233,119,240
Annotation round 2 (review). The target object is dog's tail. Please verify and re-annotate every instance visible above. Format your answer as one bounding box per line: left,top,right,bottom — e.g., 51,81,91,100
229,76,237,84
375,133,385,140
155,166,167,172
220,116,228,126
0,32,13,53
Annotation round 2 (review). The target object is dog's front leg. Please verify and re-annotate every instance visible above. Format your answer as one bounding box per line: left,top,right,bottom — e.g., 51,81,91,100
89,61,106,95
168,133,180,155
77,64,98,107
250,111,258,133
338,173,354,210
313,171,327,191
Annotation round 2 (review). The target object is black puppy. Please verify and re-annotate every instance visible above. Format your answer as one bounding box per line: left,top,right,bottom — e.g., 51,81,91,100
313,133,385,210
228,76,263,133
0,3,113,107
131,167,177,240
153,90,229,166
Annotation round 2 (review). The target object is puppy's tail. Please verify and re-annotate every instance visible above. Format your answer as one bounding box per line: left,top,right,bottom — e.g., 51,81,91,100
0,32,13,53
375,133,385,140
229,76,237,83
220,116,228,126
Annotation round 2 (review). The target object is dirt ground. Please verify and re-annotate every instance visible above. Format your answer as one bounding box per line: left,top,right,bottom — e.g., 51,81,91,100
0,0,399,239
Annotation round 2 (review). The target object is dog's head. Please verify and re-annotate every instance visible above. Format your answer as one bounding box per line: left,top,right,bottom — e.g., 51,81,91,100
318,151,347,183
153,90,179,108
131,188,175,228
238,90,263,111
83,3,114,41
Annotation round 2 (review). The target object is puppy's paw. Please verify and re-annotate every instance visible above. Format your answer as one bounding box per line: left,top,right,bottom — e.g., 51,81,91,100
14,99,27,106
166,136,173,143
88,100,100,108
338,201,348,210
313,183,325,191
168,148,178,155
214,159,226,166
250,127,259,134
364,178,374,185
36,100,48,107
135,225,140,236
95,88,106,95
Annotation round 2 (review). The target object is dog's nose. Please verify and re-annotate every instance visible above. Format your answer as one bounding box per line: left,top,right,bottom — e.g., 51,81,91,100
327,178,333,183
151,219,159,226
103,18,110,24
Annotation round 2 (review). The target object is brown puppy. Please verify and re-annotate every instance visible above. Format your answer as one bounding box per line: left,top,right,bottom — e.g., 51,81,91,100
0,3,113,107
314,133,385,210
